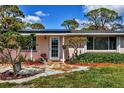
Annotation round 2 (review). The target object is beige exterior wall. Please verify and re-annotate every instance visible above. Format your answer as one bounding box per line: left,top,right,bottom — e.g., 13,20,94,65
21,36,50,61
21,35,66,61
2,35,124,62
120,36,124,53
20,35,124,61
29,35,86,61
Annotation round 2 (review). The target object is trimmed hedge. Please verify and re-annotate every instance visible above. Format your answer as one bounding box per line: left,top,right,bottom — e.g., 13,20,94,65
76,53,124,64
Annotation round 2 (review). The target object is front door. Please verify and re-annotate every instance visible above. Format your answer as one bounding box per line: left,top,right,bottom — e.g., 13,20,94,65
50,37,60,60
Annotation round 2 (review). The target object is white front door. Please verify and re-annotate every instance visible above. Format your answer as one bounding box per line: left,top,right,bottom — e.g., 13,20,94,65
50,37,60,60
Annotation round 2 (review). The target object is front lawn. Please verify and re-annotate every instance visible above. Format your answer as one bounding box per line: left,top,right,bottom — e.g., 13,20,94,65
1,66,124,88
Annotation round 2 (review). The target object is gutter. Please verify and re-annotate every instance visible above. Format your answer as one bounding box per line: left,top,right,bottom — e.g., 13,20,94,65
21,33,124,36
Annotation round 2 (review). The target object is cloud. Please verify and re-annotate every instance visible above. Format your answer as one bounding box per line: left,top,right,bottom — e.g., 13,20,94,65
75,19,88,30
75,19,87,24
21,15,41,23
35,11,49,16
83,5,124,14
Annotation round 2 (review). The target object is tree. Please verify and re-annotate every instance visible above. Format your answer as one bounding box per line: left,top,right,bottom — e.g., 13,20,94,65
0,6,36,76
61,19,79,30
82,8,123,31
31,23,45,29
0,5,25,31
65,36,87,63
0,31,35,76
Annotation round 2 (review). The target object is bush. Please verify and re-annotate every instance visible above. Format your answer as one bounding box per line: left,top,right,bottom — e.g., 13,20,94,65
75,53,124,64
68,56,79,64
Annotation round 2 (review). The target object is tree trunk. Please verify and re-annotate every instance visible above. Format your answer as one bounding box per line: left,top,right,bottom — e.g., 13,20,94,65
12,62,22,76
74,48,78,57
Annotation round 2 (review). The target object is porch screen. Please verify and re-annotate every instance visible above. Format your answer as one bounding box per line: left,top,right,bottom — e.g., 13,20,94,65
94,37,108,50
87,36,116,50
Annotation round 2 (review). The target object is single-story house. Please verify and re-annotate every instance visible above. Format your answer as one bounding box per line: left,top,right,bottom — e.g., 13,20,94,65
18,29,124,63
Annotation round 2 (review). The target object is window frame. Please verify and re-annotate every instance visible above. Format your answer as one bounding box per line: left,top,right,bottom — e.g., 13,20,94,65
87,36,116,50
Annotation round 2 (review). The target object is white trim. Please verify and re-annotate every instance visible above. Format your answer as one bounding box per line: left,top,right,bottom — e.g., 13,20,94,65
87,50,117,52
49,36,60,60
21,33,124,36
62,36,65,63
117,36,121,53
84,43,87,53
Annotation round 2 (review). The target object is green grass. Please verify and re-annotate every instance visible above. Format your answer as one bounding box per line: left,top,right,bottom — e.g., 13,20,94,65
1,66,124,88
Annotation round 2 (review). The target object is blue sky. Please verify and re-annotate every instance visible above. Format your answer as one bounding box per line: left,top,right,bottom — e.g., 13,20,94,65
19,5,85,29
19,5,124,29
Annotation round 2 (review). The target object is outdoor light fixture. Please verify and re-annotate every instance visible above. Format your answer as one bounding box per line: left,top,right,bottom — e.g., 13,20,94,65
62,45,67,50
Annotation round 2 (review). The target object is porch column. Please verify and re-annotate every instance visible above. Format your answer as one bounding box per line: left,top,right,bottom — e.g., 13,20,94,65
30,48,33,60
62,36,65,63
117,36,120,53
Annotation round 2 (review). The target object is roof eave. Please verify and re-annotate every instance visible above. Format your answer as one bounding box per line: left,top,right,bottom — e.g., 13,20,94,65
21,33,124,36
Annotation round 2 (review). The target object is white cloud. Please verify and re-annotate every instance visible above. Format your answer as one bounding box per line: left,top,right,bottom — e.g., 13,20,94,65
83,5,124,14
21,15,41,23
35,11,49,16
75,19,89,30
75,19,87,24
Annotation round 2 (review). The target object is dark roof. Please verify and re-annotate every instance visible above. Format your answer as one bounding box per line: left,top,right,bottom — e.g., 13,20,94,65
18,29,71,33
71,30,124,33
17,29,124,33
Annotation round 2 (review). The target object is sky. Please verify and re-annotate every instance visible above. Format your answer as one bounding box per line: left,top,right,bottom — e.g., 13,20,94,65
18,5,124,29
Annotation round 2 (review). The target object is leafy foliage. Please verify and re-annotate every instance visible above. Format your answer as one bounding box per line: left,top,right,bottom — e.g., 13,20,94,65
0,31,35,75
82,8,123,31
65,36,87,63
61,19,79,30
76,53,124,64
31,23,45,29
0,5,25,31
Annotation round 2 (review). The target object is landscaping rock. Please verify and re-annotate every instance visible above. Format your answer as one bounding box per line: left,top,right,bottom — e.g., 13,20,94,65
0,63,89,84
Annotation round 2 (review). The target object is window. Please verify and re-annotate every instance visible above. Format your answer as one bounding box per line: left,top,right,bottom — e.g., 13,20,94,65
87,36,116,50
109,37,116,50
87,37,93,50
22,37,36,50
94,37,108,50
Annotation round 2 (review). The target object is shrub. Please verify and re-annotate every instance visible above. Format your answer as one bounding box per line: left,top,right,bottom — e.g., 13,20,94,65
68,56,79,64
75,53,124,64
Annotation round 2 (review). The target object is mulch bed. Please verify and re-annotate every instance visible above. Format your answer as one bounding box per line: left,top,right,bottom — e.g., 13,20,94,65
0,61,45,80
73,63,124,67
23,61,44,66
0,70,39,80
